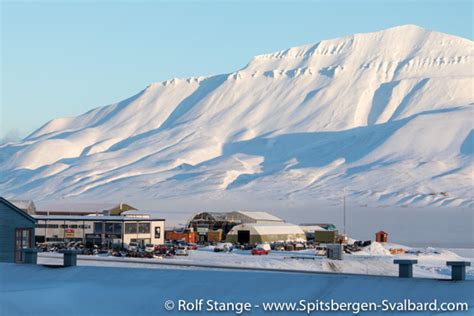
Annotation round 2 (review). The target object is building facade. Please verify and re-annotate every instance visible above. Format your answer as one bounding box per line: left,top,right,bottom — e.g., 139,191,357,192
34,213,165,248
0,197,36,263
226,223,306,244
187,211,285,242
165,230,197,243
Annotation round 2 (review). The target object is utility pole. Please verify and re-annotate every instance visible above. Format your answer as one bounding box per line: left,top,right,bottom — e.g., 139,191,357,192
343,188,346,236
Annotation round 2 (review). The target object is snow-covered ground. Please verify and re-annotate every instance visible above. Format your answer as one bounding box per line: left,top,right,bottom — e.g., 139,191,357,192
1,262,472,316
37,242,474,280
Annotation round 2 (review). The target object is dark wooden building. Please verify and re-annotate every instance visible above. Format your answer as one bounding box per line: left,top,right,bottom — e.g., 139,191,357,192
0,197,36,263
376,230,388,243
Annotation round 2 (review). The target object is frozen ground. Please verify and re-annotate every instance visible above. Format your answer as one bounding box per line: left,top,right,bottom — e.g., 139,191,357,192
1,263,472,316
37,242,474,280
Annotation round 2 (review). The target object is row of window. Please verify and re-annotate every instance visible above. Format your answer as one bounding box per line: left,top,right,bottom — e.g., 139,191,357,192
92,222,151,234
125,223,150,234
36,222,154,235
36,224,91,229
94,223,123,234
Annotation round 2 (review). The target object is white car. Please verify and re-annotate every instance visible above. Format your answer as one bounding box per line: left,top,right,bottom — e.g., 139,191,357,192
256,243,271,251
128,242,139,252
145,244,155,253
214,242,233,252
175,246,189,256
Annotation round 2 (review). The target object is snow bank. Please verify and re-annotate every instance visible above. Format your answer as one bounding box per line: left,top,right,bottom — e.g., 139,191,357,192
355,242,392,256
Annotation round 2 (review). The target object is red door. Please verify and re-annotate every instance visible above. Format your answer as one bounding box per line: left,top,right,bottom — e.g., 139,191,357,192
14,228,33,263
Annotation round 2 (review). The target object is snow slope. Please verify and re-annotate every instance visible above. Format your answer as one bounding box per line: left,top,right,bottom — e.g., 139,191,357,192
1,25,473,207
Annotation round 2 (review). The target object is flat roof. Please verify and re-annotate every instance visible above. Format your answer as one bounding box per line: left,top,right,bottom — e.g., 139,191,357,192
33,215,165,222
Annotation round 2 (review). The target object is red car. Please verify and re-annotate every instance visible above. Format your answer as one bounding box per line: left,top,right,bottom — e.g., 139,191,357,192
184,243,199,250
251,248,269,255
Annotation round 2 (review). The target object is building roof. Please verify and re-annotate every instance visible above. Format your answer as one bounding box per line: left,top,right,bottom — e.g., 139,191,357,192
300,223,336,230
0,197,37,223
228,223,305,235
107,203,138,215
33,215,164,222
205,212,234,222
10,199,37,215
299,225,327,232
188,211,284,227
188,212,241,223
232,211,284,222
35,202,139,216
35,210,96,216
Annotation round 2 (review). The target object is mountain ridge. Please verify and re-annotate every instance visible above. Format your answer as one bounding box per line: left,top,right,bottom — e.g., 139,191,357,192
1,25,473,207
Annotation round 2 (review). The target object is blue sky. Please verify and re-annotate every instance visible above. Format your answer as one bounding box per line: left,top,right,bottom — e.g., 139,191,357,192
1,0,472,141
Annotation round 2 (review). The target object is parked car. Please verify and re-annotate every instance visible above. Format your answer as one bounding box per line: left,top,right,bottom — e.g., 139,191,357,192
186,243,199,250
175,246,189,256
251,248,269,255
294,243,305,251
142,251,154,258
239,243,256,250
315,246,326,256
256,243,271,251
127,242,139,252
214,242,233,252
145,244,155,253
97,250,110,257
273,244,285,251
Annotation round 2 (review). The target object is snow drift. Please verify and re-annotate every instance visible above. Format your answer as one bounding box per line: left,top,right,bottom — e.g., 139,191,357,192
1,25,473,207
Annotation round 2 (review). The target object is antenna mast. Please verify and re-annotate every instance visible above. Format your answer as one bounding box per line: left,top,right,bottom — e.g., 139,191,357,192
343,188,346,236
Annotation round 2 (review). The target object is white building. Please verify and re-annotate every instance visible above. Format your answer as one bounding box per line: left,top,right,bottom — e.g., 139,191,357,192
227,211,285,224
34,213,165,248
225,223,306,244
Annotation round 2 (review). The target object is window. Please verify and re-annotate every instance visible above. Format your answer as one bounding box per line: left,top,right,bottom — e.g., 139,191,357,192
105,223,114,233
47,237,64,242
69,225,78,229
131,239,150,246
138,223,150,234
114,223,122,234
125,223,137,234
94,222,103,234
15,229,32,262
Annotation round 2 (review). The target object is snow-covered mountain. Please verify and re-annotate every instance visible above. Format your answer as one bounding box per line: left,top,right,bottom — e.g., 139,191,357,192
1,25,473,207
